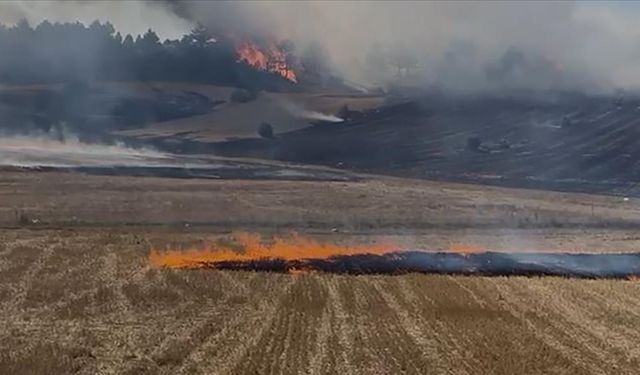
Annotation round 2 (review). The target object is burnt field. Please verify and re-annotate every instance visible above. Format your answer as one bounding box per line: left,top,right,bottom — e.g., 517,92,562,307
6,83,640,199
185,251,640,279
211,93,640,197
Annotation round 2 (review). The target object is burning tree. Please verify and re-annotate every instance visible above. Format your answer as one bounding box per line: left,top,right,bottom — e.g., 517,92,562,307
234,37,299,83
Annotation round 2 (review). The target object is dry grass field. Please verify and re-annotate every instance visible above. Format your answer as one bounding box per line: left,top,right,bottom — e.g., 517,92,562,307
0,170,639,374
115,83,384,142
1,170,640,232
0,230,639,375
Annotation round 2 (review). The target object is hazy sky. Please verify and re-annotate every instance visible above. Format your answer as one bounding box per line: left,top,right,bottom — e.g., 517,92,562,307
0,0,191,39
2,1,640,92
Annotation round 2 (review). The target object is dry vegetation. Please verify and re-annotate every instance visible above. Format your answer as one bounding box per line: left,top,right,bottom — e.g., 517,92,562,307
0,170,639,374
0,230,639,374
116,83,384,142
1,170,639,231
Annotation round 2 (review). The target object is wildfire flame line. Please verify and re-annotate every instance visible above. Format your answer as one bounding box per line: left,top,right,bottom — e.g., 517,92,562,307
149,232,397,269
149,233,640,279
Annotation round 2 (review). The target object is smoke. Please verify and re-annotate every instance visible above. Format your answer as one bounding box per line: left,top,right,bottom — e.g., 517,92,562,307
150,232,640,279
164,1,640,94
3,1,640,93
0,134,172,168
275,98,344,123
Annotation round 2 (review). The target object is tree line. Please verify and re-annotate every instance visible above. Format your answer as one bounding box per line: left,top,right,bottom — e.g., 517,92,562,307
0,20,295,90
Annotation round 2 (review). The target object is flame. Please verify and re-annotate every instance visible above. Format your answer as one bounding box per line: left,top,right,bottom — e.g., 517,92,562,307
449,244,485,254
149,232,397,271
627,275,640,282
235,39,297,82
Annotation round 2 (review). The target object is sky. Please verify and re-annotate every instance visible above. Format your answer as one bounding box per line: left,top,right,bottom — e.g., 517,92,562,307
0,0,191,39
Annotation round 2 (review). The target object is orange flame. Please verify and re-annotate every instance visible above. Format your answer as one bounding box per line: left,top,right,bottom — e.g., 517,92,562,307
449,244,485,255
149,232,397,270
235,39,297,82
627,275,640,282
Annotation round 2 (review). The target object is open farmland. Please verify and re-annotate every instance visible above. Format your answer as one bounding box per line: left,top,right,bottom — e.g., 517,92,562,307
0,230,639,374
0,170,639,374
2,170,640,231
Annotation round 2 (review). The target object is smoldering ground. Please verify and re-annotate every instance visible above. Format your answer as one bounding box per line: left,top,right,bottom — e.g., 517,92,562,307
197,251,640,279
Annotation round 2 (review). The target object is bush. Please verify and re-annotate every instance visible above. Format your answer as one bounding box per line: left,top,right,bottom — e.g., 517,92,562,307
229,89,258,103
257,122,274,139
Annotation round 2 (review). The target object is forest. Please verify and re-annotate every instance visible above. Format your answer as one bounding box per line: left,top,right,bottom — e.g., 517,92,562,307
0,19,298,90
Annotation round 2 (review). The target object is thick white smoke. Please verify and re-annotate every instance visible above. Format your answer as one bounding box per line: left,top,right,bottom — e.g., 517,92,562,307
3,1,640,93
167,1,640,93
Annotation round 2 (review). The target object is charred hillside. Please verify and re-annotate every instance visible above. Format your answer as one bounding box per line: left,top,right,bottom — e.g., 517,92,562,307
213,92,640,197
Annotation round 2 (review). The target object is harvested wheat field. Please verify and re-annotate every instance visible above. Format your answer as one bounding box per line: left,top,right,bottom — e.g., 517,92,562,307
0,171,640,374
0,229,639,375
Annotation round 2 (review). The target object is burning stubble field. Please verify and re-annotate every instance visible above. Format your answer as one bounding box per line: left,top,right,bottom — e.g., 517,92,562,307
1,170,640,374
1,231,640,375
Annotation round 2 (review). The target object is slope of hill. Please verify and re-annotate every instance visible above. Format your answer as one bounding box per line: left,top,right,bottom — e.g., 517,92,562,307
0,81,383,143
117,89,384,142
213,93,640,197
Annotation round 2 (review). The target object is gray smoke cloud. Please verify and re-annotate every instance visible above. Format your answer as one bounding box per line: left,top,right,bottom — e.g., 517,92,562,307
163,1,640,93
3,1,640,93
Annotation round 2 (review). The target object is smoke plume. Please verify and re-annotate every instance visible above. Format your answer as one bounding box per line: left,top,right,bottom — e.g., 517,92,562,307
0,134,172,168
276,98,344,123
162,1,640,93
3,1,640,93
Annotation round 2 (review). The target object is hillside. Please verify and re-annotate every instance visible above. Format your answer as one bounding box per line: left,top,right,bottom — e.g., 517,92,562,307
212,93,640,197
117,88,383,142
0,81,383,143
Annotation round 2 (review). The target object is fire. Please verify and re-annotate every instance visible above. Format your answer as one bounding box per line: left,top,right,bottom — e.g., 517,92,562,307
149,238,640,278
449,244,485,254
149,232,397,270
235,39,297,82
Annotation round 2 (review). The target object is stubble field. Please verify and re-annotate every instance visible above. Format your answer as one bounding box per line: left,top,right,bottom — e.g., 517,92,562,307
0,170,639,374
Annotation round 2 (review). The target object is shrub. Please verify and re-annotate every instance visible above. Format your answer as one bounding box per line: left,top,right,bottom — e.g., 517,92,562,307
258,122,274,139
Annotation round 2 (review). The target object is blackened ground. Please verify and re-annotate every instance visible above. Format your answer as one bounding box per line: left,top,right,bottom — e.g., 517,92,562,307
210,93,640,197
202,251,640,279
